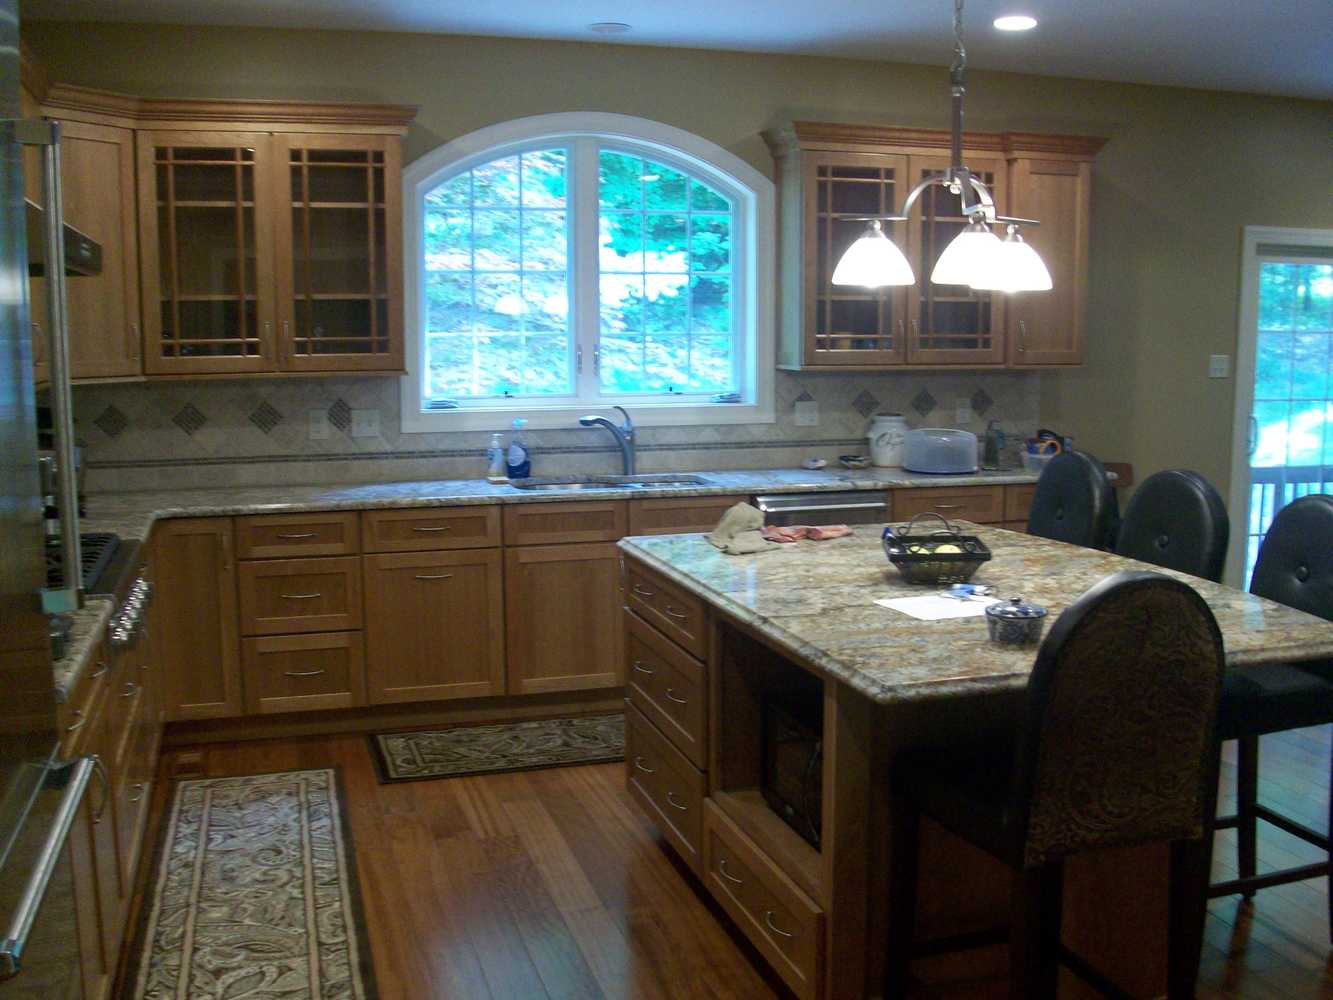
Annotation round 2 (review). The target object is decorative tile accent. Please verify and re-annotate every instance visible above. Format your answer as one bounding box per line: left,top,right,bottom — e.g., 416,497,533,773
852,390,880,417
911,389,937,417
971,388,994,416
249,402,283,434
93,405,128,439
171,403,207,436
794,390,815,404
327,399,352,433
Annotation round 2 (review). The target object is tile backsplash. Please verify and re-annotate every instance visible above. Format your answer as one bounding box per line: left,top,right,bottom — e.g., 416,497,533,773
73,371,1040,492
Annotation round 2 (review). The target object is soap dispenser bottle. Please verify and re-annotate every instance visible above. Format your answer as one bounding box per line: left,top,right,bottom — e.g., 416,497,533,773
486,432,507,483
506,418,532,479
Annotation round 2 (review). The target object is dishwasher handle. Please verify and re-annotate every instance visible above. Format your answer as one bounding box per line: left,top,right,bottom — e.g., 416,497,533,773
0,756,96,981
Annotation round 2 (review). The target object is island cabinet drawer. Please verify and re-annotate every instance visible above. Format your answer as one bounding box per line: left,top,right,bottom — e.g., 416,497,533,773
625,610,707,769
242,632,366,715
626,702,705,874
503,501,628,546
703,801,825,1000
235,512,359,559
238,556,363,635
1003,484,1038,524
362,506,500,553
624,559,707,659
58,646,108,758
629,495,748,536
891,485,1006,524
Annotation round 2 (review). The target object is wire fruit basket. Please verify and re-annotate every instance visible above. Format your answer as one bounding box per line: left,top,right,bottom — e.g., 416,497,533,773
882,512,992,585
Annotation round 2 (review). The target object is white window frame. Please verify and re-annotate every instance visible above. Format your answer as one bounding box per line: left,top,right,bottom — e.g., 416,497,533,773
401,112,775,432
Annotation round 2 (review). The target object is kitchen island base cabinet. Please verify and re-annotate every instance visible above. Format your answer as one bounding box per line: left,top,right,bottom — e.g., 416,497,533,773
504,542,624,695
364,549,504,703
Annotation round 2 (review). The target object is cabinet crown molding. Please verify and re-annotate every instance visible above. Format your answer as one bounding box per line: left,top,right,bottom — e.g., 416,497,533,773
764,121,1106,161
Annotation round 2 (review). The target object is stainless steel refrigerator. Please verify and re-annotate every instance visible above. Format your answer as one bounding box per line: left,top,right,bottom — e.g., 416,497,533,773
0,1,99,992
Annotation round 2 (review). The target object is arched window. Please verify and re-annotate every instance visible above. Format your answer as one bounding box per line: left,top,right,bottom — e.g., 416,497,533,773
402,113,774,430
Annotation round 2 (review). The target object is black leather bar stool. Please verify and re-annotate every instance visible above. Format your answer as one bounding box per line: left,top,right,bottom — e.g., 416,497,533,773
1026,450,1117,549
1210,494,1333,937
886,572,1224,998
1114,469,1230,582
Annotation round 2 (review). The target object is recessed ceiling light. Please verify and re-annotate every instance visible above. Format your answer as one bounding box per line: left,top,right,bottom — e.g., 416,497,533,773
589,21,631,35
993,14,1038,31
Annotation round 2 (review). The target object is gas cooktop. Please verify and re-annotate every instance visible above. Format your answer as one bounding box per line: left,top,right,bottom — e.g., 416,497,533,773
44,532,119,592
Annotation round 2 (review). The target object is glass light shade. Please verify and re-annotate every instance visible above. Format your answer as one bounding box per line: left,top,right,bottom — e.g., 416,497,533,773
969,230,1053,292
931,222,1003,285
831,224,915,287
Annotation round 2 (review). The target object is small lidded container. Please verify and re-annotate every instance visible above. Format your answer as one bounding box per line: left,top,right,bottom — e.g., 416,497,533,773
985,597,1048,645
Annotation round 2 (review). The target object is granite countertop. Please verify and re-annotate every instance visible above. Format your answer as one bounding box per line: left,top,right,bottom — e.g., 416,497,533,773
619,524,1333,706
54,598,113,702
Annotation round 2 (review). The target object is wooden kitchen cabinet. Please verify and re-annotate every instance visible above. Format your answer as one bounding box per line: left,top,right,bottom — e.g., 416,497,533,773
242,631,366,714
364,549,505,703
504,542,625,694
154,517,244,719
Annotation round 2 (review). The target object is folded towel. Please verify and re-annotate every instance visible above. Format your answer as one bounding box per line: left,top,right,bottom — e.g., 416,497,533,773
707,502,772,555
761,524,853,543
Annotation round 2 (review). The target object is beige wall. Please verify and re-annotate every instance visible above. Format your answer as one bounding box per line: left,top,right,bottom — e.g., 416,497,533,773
27,21,1333,495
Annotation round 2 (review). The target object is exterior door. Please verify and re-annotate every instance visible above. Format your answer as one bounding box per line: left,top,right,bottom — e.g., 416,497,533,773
1227,227,1333,586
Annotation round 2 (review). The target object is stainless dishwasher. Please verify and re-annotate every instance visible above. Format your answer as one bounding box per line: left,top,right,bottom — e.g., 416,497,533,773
750,491,890,527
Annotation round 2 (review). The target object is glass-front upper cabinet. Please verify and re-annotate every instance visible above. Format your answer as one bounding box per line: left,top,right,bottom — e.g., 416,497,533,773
275,134,403,372
137,131,276,374
905,154,1007,366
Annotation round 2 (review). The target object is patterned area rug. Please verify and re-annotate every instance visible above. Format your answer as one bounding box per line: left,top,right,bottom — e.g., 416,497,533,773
369,712,625,783
129,769,375,1000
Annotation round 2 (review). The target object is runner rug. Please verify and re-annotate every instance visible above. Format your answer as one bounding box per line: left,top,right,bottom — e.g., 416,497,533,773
129,768,375,999
369,712,625,783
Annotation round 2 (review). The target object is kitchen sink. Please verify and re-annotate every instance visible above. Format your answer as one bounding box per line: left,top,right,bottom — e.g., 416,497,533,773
510,475,709,492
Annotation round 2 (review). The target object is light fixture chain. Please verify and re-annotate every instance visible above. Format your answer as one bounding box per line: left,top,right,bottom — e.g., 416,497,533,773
952,0,967,76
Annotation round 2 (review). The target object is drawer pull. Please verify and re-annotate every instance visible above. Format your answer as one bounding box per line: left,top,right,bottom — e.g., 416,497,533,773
90,756,109,823
121,682,137,698
276,531,317,539
284,669,326,678
719,858,744,884
664,687,687,705
932,504,962,511
414,573,454,581
90,659,108,678
128,783,145,804
65,710,85,733
412,525,451,533
280,592,323,600
665,791,688,812
632,756,656,774
631,584,656,598
764,911,795,939
632,660,655,675
664,605,689,621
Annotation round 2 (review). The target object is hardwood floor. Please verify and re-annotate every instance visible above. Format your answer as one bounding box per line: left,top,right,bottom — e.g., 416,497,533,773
124,725,1331,999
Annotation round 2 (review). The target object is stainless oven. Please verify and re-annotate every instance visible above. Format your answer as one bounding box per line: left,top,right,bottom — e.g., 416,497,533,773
750,490,889,527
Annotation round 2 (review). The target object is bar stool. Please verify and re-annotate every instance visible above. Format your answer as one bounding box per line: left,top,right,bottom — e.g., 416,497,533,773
1114,469,1230,582
1209,494,1333,937
886,572,1224,998
1026,450,1118,550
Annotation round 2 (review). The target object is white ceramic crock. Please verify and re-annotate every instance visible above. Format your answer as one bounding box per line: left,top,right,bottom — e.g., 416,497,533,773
868,413,909,467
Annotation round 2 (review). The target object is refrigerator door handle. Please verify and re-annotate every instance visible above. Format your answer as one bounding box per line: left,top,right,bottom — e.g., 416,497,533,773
0,755,95,980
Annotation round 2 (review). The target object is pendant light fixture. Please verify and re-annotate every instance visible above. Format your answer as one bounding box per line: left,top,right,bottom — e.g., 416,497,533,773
831,0,1051,293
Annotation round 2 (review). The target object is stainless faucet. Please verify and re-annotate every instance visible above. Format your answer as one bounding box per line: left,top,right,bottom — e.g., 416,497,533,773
579,405,635,475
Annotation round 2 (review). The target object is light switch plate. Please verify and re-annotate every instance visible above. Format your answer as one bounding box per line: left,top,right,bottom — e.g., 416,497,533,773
955,404,972,423
1208,354,1231,379
351,409,380,438
794,400,819,427
308,410,330,440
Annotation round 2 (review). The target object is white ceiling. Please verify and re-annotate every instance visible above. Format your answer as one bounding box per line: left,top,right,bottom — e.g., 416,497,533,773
23,0,1333,100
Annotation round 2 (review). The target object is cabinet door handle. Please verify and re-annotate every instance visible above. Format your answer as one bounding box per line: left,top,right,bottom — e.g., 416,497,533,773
665,791,688,812
631,584,656,598
412,525,451,533
664,688,687,705
284,669,326,678
128,321,140,362
632,660,655,675
90,755,109,823
277,531,317,540
764,911,795,939
414,573,454,581
718,858,743,884
1018,319,1028,352
128,783,146,804
90,659,108,679
280,592,322,600
64,710,85,733
663,605,689,621
121,682,137,698
632,756,656,774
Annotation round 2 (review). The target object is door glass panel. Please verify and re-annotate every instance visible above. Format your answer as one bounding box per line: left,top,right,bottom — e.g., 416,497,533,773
1245,260,1333,582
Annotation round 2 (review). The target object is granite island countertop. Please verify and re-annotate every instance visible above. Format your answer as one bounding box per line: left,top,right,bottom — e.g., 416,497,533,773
619,523,1333,706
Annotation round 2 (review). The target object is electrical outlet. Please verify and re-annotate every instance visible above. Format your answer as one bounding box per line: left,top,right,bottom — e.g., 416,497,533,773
351,409,380,438
1208,354,1231,379
308,409,330,440
794,400,819,427
954,404,972,424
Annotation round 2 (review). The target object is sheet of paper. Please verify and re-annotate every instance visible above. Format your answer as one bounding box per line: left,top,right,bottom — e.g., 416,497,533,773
875,594,1000,621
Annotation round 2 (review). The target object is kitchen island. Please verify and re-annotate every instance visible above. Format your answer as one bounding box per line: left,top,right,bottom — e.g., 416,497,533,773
618,524,1333,999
